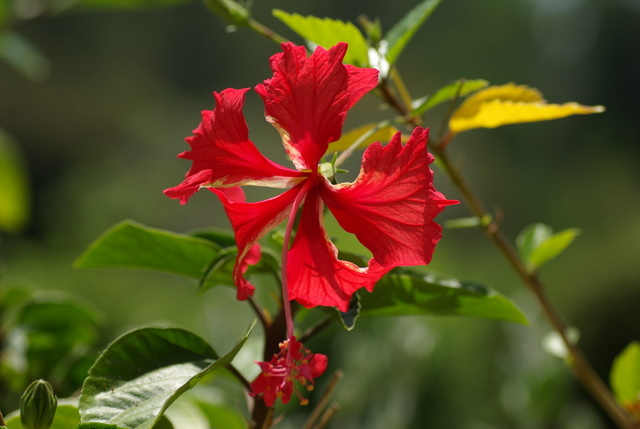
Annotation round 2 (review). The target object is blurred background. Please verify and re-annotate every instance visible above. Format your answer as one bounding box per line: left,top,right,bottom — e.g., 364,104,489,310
0,0,639,427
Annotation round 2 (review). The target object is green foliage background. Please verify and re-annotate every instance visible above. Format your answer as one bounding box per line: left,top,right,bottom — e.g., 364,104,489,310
1,0,639,427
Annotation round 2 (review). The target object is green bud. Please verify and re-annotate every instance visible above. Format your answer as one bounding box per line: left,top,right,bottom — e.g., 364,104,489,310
203,0,250,27
20,379,57,429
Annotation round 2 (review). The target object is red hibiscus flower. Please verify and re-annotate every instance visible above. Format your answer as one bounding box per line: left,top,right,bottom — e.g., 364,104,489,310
164,42,457,311
250,336,328,407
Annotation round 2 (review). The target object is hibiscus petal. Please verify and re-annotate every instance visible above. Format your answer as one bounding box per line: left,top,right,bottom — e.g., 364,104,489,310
322,128,458,268
287,187,388,312
255,42,379,171
211,185,304,300
164,88,305,204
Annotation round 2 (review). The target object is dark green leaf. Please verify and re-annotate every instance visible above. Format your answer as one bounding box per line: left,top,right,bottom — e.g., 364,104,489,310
516,223,580,272
189,228,236,248
383,0,441,65
360,271,528,324
74,220,220,278
0,129,31,232
79,322,254,429
335,294,361,331
611,342,640,406
411,79,489,116
272,10,369,66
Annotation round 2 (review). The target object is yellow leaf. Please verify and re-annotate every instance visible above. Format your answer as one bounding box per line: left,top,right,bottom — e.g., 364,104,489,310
330,123,399,151
449,83,604,133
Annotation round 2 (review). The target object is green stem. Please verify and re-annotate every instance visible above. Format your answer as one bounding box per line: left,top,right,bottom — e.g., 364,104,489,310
226,363,251,391
389,67,414,114
247,18,288,45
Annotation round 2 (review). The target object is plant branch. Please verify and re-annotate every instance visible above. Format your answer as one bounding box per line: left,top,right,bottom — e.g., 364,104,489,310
429,144,636,429
375,72,635,429
303,370,344,429
297,316,334,344
247,18,288,45
226,363,251,391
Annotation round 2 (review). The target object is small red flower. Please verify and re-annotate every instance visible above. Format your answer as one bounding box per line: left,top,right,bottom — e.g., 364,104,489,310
250,337,328,407
164,42,457,311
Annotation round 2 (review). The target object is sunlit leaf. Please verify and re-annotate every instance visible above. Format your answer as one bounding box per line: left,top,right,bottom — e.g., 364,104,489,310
74,220,220,278
516,223,580,273
272,10,369,66
0,129,30,233
611,342,640,412
383,0,441,65
0,32,50,82
360,271,528,324
449,83,604,133
411,79,488,116
79,322,255,429
329,123,399,151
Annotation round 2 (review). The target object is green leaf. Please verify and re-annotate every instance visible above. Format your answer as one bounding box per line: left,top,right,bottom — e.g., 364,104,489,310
79,322,255,429
411,79,489,116
360,271,528,324
77,0,191,10
516,223,581,272
0,32,50,82
272,10,369,66
0,129,31,232
383,0,441,65
611,342,640,406
5,402,81,429
74,220,220,278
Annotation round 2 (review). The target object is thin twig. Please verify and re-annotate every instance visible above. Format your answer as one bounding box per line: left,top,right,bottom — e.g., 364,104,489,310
247,19,289,45
297,316,334,344
226,364,251,391
303,370,344,429
248,295,270,331
315,403,340,429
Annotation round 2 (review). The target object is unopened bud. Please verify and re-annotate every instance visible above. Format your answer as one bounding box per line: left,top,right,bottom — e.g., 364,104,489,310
203,0,250,27
20,379,57,429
